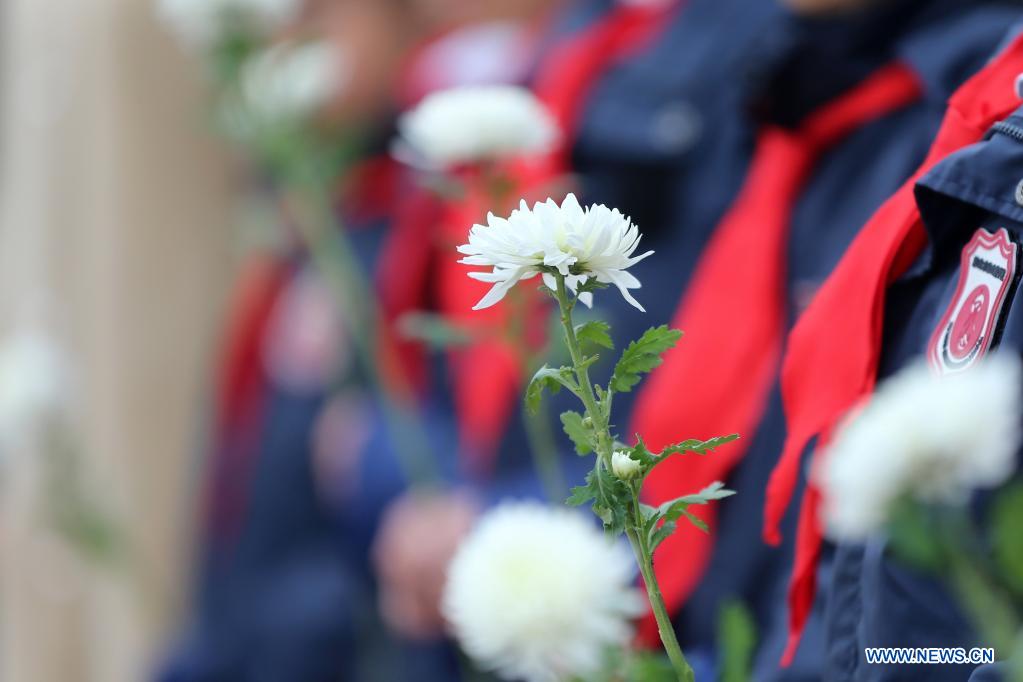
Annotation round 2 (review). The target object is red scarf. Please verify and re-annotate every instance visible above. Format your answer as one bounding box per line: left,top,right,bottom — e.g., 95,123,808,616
630,63,925,645
763,33,1023,664
207,256,290,541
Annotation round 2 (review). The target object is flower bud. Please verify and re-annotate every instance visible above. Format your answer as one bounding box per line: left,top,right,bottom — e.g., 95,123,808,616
611,451,642,481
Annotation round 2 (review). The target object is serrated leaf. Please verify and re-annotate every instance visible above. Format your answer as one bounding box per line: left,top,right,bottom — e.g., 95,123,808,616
566,470,599,507
647,482,734,550
560,411,594,455
569,465,633,535
680,508,710,533
628,437,657,467
593,501,614,526
672,481,737,506
524,365,577,414
650,521,677,552
576,320,614,351
577,277,610,295
658,434,741,460
639,503,659,522
610,325,683,393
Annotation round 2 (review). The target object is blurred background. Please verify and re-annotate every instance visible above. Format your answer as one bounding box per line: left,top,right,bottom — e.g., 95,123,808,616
3,0,1022,680
0,1,578,679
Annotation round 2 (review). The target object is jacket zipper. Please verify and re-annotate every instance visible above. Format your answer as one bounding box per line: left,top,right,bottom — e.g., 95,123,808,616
992,119,1023,144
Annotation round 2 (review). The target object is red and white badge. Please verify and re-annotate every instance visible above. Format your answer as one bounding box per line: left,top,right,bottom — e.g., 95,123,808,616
928,228,1019,374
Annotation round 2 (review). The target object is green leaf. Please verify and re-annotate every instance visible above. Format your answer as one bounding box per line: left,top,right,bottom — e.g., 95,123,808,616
576,277,610,295
646,482,735,550
672,481,737,506
718,600,758,682
396,312,474,348
567,466,632,535
560,411,594,455
649,522,678,552
628,437,658,467
681,509,710,533
566,470,599,507
993,484,1023,597
657,434,741,460
639,503,659,522
524,365,577,414
610,325,683,393
575,320,614,351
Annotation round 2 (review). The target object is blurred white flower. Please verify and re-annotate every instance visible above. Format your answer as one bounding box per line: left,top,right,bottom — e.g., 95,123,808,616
612,450,642,480
457,193,653,311
238,41,344,125
157,0,300,47
0,331,67,452
396,85,558,168
442,502,643,682
819,355,1022,540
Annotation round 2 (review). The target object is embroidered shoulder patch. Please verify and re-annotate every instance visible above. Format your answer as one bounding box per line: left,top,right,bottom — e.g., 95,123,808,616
928,228,1019,374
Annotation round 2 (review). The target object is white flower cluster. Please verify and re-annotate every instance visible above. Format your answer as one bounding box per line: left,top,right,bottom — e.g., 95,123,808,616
396,85,558,168
458,193,652,311
442,502,644,682
819,355,1022,540
238,42,343,125
157,0,300,47
0,330,67,454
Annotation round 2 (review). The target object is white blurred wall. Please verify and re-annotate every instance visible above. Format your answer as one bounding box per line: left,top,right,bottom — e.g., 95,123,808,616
0,0,239,679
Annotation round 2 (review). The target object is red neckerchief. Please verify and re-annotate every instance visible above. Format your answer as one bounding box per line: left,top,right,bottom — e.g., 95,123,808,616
763,33,1023,664
630,63,925,645
206,255,290,542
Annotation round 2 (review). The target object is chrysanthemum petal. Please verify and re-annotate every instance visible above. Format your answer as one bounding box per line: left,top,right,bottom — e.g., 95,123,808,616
455,194,650,311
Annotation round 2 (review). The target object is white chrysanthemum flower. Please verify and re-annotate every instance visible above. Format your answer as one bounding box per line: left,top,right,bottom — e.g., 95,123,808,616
0,331,67,453
396,85,558,168
238,41,343,124
457,193,653,312
157,0,299,47
819,355,1022,540
442,502,644,682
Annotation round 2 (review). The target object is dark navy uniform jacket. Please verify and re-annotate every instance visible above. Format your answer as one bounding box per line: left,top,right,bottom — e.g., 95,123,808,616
638,3,1023,680
570,0,778,421
160,1,777,678
823,97,1023,682
487,0,778,513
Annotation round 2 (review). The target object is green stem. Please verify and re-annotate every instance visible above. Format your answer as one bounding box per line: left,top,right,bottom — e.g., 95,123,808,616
942,518,1022,679
284,170,439,487
551,272,694,681
522,407,565,502
554,276,602,427
506,284,565,502
627,526,695,682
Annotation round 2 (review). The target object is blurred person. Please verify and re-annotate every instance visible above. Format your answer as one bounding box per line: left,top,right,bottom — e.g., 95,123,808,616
161,0,573,680
624,0,1023,678
160,1,437,680
370,0,780,674
763,27,1023,681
